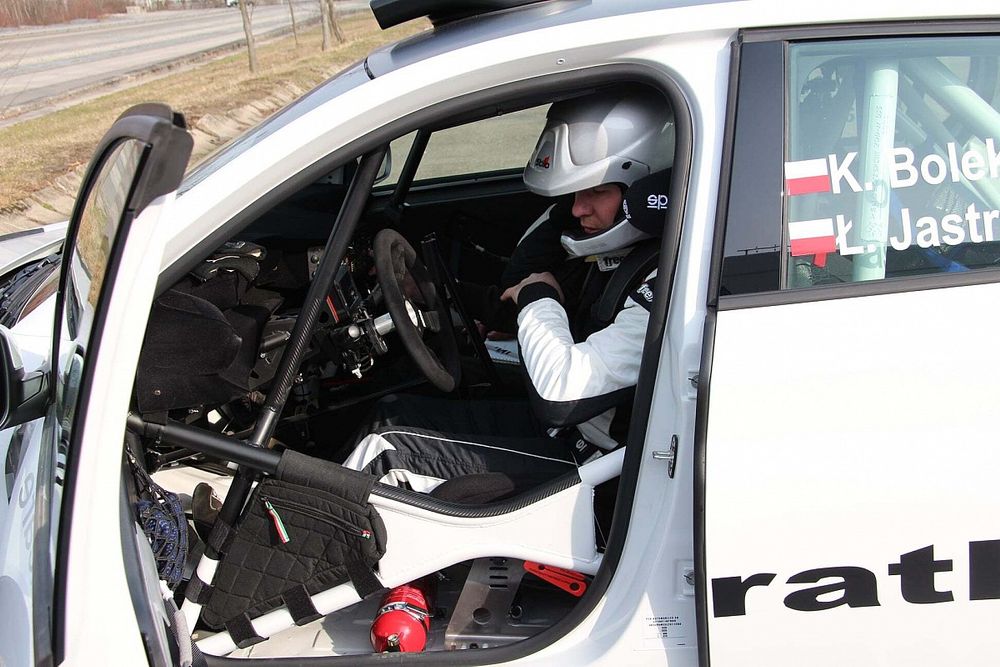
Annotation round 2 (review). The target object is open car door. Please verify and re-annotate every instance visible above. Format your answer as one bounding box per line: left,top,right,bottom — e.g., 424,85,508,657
45,104,191,665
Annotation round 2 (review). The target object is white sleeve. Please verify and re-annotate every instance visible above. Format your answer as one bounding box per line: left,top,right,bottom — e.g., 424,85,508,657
515,270,654,426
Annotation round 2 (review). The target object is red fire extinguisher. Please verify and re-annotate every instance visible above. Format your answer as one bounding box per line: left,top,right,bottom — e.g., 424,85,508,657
370,579,434,652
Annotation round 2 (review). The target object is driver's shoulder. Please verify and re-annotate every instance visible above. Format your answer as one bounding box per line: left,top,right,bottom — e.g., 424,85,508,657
625,270,658,312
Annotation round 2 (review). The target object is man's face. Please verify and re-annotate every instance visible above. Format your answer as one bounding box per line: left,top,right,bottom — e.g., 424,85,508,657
572,184,623,235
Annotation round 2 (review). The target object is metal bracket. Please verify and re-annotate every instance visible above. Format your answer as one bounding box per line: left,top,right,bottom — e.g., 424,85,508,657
652,435,678,478
445,557,528,650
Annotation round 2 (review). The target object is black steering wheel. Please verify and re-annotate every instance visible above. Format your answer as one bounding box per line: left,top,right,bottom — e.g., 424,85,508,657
373,229,461,392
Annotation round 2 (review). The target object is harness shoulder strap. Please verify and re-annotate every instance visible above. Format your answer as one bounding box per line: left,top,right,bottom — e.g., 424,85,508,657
591,240,660,326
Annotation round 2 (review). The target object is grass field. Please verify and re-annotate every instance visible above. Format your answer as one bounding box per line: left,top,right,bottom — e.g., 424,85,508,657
0,12,427,217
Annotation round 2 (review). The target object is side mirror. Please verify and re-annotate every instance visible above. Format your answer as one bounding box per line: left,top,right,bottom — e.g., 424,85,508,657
374,147,392,184
0,326,48,430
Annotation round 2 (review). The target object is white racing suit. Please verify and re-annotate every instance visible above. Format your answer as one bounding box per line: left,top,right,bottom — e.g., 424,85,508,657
342,268,656,495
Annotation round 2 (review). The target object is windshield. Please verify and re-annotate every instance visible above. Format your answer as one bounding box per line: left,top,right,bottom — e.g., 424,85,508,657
179,62,371,194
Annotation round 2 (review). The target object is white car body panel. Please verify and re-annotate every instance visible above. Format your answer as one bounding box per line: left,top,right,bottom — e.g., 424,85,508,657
0,419,44,666
0,223,67,280
1,0,998,665
706,283,1000,664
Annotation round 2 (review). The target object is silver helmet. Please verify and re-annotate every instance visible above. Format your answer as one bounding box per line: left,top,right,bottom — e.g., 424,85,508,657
524,88,675,257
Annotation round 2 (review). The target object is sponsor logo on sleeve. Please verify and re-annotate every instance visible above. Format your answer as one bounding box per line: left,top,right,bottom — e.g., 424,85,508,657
633,282,654,311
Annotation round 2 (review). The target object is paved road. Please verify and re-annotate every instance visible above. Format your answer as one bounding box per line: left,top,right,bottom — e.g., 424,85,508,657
0,2,364,116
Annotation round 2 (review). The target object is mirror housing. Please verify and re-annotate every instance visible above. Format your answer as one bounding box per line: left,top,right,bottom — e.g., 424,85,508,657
0,326,48,430
374,147,392,184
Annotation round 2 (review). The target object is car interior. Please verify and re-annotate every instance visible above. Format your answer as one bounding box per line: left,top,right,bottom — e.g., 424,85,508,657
120,82,676,658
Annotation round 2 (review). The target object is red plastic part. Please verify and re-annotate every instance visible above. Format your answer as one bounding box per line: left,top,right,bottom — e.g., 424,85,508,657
370,581,433,652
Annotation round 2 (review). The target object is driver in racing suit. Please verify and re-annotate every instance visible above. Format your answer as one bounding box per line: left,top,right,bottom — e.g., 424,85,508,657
342,88,674,496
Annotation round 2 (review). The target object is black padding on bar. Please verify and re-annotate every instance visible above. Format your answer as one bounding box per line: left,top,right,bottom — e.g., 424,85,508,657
282,584,322,626
184,576,213,604
226,613,265,649
346,559,383,598
277,449,375,506
207,520,233,554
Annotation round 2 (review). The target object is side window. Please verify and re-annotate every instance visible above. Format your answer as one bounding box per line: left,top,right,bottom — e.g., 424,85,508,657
414,106,549,183
378,107,549,188
718,41,784,296
786,37,1000,288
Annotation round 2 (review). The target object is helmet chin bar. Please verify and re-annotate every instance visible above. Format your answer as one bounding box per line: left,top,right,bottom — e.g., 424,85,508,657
560,216,653,257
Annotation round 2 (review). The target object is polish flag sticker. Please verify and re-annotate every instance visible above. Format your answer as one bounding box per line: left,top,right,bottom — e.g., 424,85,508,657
788,218,836,267
784,158,831,196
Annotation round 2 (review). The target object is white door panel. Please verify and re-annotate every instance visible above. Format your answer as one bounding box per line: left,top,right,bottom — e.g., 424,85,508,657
705,282,1000,665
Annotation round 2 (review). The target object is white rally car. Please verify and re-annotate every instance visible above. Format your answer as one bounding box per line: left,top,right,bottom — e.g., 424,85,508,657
1,1,1000,665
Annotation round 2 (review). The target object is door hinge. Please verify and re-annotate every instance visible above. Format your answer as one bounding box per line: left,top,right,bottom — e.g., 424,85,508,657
651,435,678,478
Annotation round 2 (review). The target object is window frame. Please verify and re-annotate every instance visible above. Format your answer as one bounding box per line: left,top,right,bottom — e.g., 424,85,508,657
712,20,1000,313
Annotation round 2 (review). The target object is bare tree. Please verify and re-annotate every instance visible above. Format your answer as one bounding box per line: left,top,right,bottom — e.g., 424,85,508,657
326,0,345,43
239,0,258,73
319,0,330,51
286,0,299,48
319,0,344,51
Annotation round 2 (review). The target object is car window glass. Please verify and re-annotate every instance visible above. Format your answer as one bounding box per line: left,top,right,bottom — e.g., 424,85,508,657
718,41,784,297
786,37,1000,288
413,106,549,182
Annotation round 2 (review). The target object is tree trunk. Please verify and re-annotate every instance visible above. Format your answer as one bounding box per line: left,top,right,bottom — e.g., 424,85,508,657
319,0,330,51
239,0,258,73
286,0,299,47
325,0,344,44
